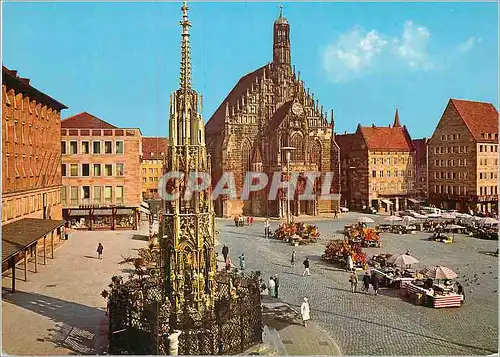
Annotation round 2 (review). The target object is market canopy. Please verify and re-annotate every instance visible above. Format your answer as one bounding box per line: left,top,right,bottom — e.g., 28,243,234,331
408,198,421,204
357,216,375,224
381,199,393,206
424,266,458,280
384,215,403,222
441,213,456,219
445,224,465,230
387,253,419,267
479,217,498,226
403,216,419,223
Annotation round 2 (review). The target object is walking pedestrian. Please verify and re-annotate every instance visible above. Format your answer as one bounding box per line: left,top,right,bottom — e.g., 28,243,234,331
362,271,371,292
222,244,229,262
456,282,465,304
371,273,380,295
268,276,276,298
225,256,232,272
302,257,311,276
333,210,338,219
97,243,104,259
274,274,280,298
347,254,354,272
290,250,296,267
349,270,358,293
239,253,246,270
301,297,310,327
249,216,254,225
246,216,250,226
264,218,270,238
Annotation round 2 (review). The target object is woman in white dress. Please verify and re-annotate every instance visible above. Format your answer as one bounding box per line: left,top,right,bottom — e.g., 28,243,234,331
347,254,354,271
301,297,310,327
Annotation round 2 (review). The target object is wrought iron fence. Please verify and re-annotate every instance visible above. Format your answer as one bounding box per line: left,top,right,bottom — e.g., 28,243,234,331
108,271,262,355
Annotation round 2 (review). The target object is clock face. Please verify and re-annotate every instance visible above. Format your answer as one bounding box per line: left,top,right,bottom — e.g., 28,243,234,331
291,102,304,116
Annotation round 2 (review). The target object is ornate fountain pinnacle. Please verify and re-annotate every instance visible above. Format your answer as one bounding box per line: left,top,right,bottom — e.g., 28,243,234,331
179,0,192,90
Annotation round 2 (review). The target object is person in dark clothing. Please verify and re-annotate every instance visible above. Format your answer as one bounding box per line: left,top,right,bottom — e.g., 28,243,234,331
371,273,380,295
333,210,338,219
302,257,311,276
362,272,371,292
222,244,229,262
456,282,465,303
97,243,104,259
273,274,280,298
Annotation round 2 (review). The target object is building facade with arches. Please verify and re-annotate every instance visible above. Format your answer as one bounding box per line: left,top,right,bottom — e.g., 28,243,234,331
205,7,340,218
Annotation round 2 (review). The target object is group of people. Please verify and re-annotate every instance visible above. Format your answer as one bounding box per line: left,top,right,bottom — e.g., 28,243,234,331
349,270,380,295
234,215,254,227
221,244,246,271
267,274,280,298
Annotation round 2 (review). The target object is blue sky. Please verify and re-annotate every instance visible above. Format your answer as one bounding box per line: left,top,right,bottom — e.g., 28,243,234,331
2,2,498,139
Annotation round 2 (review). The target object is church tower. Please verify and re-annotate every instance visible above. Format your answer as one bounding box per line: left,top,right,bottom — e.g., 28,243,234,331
273,5,291,67
162,0,217,314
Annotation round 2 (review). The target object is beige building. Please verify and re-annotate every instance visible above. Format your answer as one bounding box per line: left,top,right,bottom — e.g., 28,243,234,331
428,99,498,213
141,137,168,199
336,109,417,212
61,112,142,230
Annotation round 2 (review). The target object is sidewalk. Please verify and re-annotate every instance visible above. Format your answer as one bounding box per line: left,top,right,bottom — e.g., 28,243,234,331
259,296,342,356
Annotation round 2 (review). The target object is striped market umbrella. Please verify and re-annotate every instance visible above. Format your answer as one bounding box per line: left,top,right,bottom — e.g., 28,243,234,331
387,253,419,267
424,266,458,280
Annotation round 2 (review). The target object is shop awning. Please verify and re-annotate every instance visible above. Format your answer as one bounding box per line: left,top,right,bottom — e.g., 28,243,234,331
140,206,150,214
408,198,421,204
381,199,393,206
69,209,90,216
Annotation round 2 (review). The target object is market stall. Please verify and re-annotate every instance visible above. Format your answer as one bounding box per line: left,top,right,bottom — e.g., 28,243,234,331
323,239,367,269
115,208,137,230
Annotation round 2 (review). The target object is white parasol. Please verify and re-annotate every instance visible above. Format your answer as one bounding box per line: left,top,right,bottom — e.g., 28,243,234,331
385,215,403,222
387,253,419,267
445,224,465,230
403,216,419,225
479,217,499,226
424,266,458,280
357,216,375,224
441,213,456,220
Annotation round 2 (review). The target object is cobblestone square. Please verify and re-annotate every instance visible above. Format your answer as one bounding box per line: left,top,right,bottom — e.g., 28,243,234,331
216,212,498,355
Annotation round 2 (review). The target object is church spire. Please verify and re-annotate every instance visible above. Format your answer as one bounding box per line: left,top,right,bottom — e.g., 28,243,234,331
273,4,291,66
179,0,192,90
393,106,401,127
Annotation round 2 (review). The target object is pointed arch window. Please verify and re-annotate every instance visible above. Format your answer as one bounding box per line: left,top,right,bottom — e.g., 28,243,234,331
310,139,322,170
290,133,304,161
242,141,252,176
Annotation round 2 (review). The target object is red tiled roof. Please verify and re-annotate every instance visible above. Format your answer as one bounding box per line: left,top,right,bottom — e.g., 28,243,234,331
62,112,117,129
205,64,268,137
267,100,294,132
335,133,359,154
358,125,414,151
142,137,168,160
449,99,498,142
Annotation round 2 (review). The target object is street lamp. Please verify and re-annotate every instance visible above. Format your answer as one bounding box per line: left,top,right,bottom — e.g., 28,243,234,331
281,146,296,225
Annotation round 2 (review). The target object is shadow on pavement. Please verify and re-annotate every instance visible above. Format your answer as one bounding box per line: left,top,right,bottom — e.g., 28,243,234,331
83,255,97,259
478,250,499,257
131,234,148,241
2,289,105,354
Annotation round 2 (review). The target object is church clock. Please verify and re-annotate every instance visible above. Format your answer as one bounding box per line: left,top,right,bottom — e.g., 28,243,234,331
291,102,304,116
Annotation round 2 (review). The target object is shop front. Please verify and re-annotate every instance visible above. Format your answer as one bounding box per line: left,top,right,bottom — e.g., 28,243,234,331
63,206,139,231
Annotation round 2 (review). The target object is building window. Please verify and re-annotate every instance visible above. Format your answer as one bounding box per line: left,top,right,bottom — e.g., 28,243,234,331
82,141,90,154
69,141,78,154
82,186,90,200
435,160,439,166
82,164,90,176
154,177,158,182
387,170,391,178
379,170,383,177
104,141,113,154
395,170,398,177
479,145,483,152
463,159,467,166
61,141,67,155
386,158,390,165
116,163,124,176
93,164,101,176
480,187,483,195
70,186,78,205
149,177,154,182
94,186,102,203
149,168,154,174
61,164,67,177
104,186,112,203
70,164,78,177
116,186,124,203
105,164,113,176
93,141,101,154
434,147,439,154
491,173,494,179
116,141,124,154
61,187,67,204
142,177,147,183
441,135,445,141
434,172,438,179
142,168,146,174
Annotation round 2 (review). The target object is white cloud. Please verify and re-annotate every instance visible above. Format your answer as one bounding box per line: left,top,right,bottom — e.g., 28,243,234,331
322,20,435,82
322,27,387,82
457,36,481,53
393,21,434,70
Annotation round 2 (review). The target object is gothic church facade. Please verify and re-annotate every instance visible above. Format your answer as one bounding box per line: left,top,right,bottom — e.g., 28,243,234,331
206,8,341,218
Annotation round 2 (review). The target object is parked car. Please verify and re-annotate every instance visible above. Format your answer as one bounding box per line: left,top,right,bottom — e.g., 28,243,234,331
340,207,349,213
363,206,378,214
